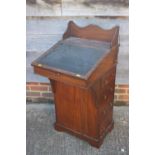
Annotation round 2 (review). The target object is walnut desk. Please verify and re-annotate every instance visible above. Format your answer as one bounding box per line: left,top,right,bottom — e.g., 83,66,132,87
32,21,119,148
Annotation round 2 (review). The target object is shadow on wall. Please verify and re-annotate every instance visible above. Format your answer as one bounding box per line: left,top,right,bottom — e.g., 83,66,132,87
26,0,60,5
26,0,129,7
82,0,129,7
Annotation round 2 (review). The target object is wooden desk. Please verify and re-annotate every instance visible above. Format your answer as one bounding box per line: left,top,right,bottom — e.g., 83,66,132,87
32,21,119,148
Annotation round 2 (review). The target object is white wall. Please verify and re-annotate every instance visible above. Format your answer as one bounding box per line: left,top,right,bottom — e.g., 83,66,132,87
26,0,128,16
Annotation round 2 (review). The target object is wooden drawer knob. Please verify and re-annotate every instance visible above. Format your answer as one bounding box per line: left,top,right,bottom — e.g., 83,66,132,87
103,110,106,115
105,80,108,84
104,95,107,100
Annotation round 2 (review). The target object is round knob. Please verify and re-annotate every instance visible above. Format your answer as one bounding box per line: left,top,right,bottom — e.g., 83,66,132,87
104,95,107,100
103,110,106,115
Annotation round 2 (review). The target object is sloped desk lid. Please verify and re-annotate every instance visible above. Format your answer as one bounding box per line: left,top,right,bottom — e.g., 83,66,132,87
32,37,111,79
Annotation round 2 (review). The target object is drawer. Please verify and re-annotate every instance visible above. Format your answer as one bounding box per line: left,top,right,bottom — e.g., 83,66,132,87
99,103,113,135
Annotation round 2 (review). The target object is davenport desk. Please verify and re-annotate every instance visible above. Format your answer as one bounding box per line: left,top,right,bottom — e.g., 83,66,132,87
32,21,119,148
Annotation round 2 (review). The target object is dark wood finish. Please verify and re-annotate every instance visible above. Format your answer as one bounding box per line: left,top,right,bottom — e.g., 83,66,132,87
31,21,119,148
63,20,119,47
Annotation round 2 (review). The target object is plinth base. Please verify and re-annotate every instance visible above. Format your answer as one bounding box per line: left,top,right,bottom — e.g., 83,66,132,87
54,121,114,148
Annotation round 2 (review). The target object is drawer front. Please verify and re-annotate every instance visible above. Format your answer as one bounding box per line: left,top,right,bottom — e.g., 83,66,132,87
99,102,113,135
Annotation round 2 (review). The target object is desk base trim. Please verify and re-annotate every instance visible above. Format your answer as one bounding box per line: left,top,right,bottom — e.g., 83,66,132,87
54,121,114,148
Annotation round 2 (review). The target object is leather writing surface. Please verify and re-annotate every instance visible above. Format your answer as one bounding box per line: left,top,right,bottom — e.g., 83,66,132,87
36,37,110,76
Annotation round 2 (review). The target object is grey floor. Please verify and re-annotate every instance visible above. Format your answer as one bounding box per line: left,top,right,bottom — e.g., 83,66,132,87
27,103,129,155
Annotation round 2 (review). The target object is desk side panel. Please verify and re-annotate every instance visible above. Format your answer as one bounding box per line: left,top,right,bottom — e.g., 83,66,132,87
90,65,116,137
53,81,98,139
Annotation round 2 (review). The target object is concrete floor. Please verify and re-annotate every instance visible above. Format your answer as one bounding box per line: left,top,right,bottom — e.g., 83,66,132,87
27,103,129,155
